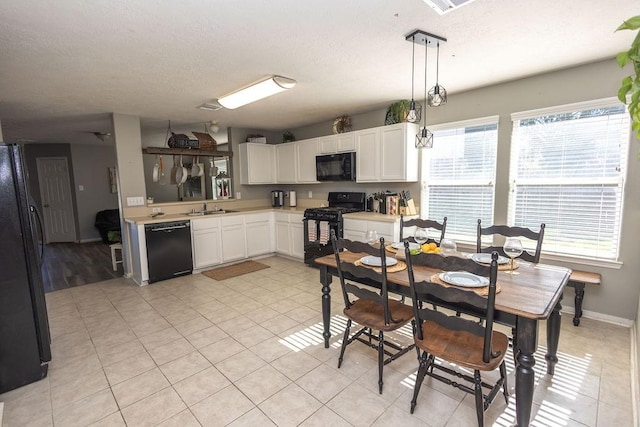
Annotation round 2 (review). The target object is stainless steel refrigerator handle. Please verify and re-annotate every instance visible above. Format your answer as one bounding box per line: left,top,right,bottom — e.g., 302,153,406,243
150,224,188,232
31,205,45,265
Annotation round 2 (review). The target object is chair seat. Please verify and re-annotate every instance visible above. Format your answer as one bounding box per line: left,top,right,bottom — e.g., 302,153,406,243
344,299,413,331
415,320,509,371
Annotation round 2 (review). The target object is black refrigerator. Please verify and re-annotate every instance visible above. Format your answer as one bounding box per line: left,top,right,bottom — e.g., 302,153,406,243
0,142,51,393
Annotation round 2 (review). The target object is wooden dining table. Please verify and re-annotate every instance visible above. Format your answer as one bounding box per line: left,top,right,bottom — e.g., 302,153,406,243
314,251,571,427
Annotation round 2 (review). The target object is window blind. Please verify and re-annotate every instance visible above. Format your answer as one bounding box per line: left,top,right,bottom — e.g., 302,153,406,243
509,102,629,260
421,119,498,242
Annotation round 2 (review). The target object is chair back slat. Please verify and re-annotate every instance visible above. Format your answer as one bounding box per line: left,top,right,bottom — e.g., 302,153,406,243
331,232,394,325
400,216,447,244
404,242,500,364
476,220,545,263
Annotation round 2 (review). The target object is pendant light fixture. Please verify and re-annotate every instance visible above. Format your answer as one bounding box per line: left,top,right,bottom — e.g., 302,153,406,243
416,39,434,149
428,42,447,107
405,30,447,149
406,35,419,123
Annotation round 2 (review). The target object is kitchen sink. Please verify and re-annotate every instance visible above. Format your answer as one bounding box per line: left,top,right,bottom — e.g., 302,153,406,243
188,209,238,216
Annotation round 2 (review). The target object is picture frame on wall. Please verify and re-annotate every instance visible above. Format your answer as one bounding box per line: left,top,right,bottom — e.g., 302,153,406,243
108,167,117,193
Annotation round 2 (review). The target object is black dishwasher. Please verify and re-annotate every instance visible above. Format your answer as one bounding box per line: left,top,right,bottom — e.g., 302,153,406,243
145,220,193,283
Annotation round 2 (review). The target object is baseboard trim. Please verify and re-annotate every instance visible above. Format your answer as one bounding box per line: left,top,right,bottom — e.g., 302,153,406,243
78,237,103,243
560,306,633,327
631,323,639,427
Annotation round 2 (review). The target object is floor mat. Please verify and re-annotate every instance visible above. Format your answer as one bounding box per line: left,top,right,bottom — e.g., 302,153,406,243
201,260,270,281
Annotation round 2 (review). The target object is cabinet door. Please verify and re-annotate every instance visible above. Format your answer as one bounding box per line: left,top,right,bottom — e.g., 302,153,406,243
337,133,356,152
276,143,297,183
290,222,304,260
193,229,222,268
240,143,275,184
221,224,247,262
246,221,272,257
380,123,418,182
275,221,291,255
318,135,337,154
295,139,319,183
356,129,380,182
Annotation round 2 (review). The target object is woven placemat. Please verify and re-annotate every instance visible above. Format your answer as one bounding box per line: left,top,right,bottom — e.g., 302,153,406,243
429,274,501,296
353,259,407,273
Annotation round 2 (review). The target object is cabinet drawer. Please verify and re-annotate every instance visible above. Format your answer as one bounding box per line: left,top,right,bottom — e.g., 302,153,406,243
244,212,271,224
220,215,244,227
191,218,220,231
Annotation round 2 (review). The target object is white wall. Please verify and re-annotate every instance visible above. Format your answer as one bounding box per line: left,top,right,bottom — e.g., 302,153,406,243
70,144,119,241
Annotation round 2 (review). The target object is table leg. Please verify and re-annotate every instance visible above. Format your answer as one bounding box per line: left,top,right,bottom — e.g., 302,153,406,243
320,265,332,348
573,283,584,326
515,317,538,427
545,298,562,375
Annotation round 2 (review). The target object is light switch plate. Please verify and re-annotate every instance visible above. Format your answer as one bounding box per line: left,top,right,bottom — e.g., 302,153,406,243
127,196,145,206
308,191,313,198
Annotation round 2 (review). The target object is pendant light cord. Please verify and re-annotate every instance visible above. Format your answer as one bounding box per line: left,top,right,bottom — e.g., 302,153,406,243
411,35,415,101
435,42,440,85
423,40,428,127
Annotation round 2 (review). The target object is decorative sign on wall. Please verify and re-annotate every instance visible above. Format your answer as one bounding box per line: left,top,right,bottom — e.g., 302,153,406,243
108,167,117,193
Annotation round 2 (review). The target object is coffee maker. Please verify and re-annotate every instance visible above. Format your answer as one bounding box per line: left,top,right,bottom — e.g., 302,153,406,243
271,190,284,207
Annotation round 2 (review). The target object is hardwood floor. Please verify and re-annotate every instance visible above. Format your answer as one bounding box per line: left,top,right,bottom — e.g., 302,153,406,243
41,241,122,293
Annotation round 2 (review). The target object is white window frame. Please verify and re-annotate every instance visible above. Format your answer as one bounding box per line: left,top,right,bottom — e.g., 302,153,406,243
509,98,629,262
420,116,499,244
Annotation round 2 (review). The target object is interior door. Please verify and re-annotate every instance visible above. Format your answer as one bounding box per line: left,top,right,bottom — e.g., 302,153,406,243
36,157,76,243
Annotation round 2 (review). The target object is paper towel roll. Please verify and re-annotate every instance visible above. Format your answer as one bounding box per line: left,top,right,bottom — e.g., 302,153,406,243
289,190,297,207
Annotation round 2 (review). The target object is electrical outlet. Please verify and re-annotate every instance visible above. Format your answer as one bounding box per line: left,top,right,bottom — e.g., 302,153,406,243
308,191,313,198
236,192,241,199
126,196,145,206
152,207,162,213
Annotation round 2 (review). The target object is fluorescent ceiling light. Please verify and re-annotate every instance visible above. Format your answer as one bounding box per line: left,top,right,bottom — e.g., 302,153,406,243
423,0,477,15
217,76,296,109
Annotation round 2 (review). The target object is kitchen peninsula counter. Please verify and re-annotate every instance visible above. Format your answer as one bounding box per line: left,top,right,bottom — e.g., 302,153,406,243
125,206,307,225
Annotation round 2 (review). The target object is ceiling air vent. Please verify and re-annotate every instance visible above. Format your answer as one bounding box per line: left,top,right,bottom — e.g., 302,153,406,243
197,101,223,111
423,0,477,15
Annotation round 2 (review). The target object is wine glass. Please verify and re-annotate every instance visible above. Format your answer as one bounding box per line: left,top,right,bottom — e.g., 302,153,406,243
440,238,457,256
414,228,428,246
365,230,379,246
503,237,523,274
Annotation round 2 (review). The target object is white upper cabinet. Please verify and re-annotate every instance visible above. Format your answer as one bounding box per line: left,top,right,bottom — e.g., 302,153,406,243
239,143,275,184
355,128,380,182
337,133,356,152
318,133,355,154
295,138,319,183
356,123,418,183
276,143,296,183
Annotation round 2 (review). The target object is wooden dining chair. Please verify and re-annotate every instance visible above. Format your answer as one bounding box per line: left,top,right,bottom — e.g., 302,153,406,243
331,233,414,394
476,219,545,263
400,216,447,244
404,246,509,427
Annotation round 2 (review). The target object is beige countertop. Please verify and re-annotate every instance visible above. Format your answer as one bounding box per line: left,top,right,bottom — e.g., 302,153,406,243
125,206,306,225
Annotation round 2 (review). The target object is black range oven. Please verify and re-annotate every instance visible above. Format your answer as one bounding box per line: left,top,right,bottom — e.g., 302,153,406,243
303,192,366,266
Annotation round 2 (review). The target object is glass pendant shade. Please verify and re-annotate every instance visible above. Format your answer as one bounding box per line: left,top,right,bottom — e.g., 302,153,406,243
416,126,434,149
428,84,447,107
407,100,418,123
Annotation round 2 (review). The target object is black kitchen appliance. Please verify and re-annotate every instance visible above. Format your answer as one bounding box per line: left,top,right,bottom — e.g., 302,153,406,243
315,152,356,182
272,190,284,207
145,220,193,283
0,143,52,393
303,191,366,265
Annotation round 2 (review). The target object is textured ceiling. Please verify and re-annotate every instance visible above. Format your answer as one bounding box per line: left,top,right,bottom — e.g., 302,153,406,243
0,0,637,145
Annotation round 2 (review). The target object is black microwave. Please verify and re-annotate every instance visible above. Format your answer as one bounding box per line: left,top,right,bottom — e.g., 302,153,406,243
316,152,356,182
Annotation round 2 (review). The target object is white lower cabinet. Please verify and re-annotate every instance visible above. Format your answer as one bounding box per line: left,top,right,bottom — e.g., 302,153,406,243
274,212,304,259
343,218,399,244
192,218,222,269
245,213,273,257
220,216,247,262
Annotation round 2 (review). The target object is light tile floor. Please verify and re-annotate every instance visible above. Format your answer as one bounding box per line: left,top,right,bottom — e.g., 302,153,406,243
1,256,634,426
